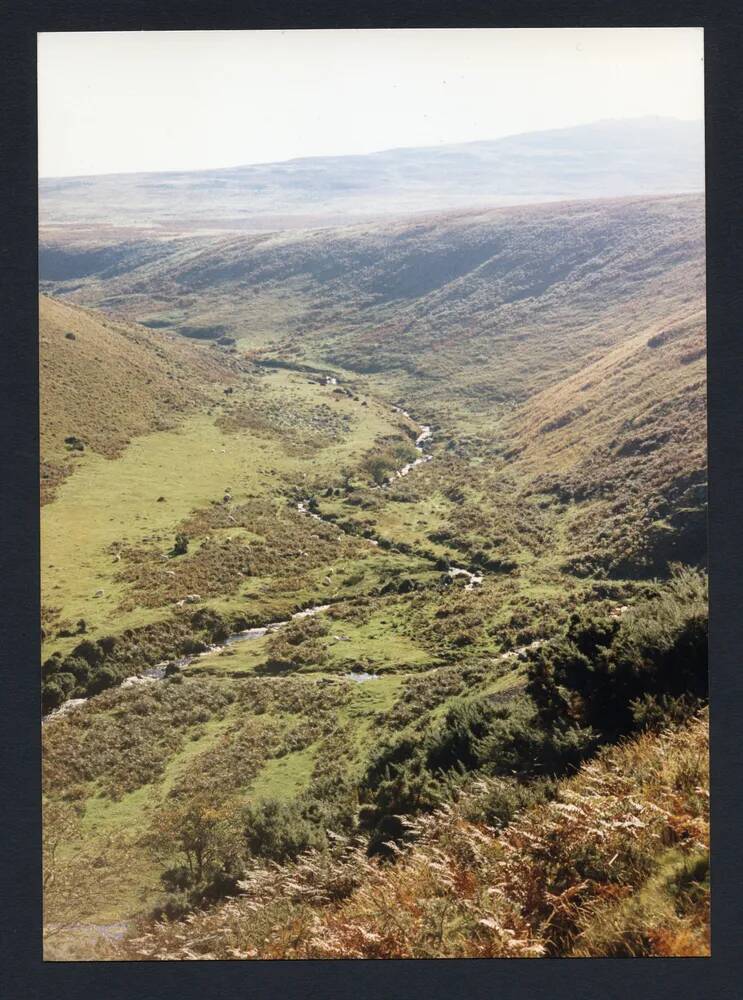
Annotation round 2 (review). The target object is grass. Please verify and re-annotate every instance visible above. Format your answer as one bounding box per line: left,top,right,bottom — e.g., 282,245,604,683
323,613,433,672
39,293,240,503
318,489,460,563
247,744,319,802
42,413,261,649
42,367,411,655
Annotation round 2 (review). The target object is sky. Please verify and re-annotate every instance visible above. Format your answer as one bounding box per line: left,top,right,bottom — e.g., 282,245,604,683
38,28,704,179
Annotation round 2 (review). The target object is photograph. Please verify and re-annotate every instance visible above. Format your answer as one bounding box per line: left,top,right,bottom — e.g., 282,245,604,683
38,27,709,961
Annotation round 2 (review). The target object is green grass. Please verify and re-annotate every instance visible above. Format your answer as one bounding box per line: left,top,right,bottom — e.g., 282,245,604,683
42,369,409,656
247,743,319,802
43,414,256,647
318,490,460,562
324,614,433,671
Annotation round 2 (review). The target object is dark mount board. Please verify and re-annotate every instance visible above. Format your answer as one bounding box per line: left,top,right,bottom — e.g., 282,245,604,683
2,3,742,999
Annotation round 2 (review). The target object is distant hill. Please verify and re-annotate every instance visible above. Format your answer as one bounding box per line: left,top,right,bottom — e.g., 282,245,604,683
42,194,705,401
39,117,704,231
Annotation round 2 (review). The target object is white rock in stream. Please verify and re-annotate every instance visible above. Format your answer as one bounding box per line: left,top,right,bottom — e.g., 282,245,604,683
449,567,484,591
120,674,159,689
296,501,322,521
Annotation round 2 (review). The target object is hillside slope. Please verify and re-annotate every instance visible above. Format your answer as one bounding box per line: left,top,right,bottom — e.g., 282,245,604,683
40,190,708,961
40,195,707,577
41,193,705,420
112,709,709,960
40,295,245,502
39,117,703,230
512,308,707,576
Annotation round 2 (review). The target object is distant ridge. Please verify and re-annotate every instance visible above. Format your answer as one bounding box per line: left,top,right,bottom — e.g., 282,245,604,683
39,117,704,232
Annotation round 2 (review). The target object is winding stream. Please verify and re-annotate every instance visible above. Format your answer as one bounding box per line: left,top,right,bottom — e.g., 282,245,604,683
296,406,482,590
44,601,337,724
44,402,477,725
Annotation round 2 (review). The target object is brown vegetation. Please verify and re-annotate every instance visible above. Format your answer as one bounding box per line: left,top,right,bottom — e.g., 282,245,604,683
115,711,708,960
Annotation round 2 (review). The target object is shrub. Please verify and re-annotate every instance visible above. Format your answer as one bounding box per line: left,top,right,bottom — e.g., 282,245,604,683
358,738,443,856
63,657,91,686
173,533,189,556
527,566,708,740
243,798,327,863
150,794,243,884
71,639,104,667
461,775,558,829
86,666,120,696
425,698,494,773
42,680,66,713
98,635,118,656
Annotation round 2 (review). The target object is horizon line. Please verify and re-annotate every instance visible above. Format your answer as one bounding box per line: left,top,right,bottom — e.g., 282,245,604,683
39,114,704,183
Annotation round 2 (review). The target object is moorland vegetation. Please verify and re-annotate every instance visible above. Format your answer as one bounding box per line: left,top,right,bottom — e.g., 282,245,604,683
40,192,708,959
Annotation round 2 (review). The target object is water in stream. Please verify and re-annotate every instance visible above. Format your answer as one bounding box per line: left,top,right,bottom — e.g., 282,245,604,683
45,407,470,724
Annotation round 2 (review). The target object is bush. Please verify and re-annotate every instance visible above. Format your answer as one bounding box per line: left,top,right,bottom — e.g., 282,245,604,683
243,798,327,863
191,607,230,643
63,656,91,686
358,738,443,856
173,533,189,556
425,699,494,773
71,639,104,667
461,775,558,829
98,635,118,655
86,666,120,696
42,680,66,713
261,618,329,673
527,566,708,740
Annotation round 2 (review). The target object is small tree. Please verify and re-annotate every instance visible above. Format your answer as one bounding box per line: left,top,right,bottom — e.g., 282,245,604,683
150,795,243,884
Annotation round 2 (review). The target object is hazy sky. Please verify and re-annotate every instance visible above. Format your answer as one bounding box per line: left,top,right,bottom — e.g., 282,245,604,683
38,28,704,178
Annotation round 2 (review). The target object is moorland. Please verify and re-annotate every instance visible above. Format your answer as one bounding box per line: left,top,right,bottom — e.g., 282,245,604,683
39,127,708,959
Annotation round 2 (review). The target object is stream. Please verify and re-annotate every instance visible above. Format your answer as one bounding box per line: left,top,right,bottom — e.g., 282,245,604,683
44,601,338,723
44,402,478,725
296,406,482,590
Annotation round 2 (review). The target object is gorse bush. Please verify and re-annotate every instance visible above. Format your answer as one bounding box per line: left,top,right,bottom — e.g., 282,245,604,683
526,565,707,740
173,532,189,556
244,798,331,863
357,693,594,856
362,440,419,485
350,568,707,861
41,606,244,710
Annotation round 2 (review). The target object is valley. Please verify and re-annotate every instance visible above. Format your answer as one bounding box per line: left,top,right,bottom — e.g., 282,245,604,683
40,190,708,960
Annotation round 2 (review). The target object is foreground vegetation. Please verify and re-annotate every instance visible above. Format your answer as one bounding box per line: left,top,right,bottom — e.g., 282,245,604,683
43,569,708,959
112,710,709,960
